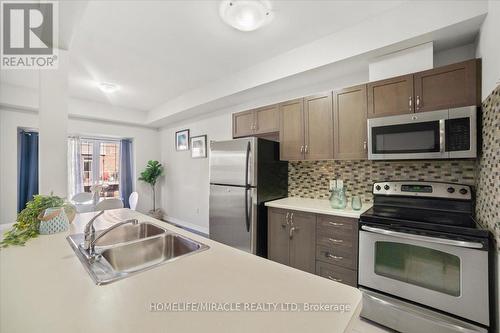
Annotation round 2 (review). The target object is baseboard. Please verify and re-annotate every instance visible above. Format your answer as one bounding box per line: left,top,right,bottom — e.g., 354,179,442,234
163,215,209,235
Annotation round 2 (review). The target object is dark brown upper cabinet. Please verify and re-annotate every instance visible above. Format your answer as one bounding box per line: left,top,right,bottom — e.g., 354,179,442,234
233,110,255,138
367,59,481,118
232,104,279,138
414,59,481,112
367,74,414,118
279,98,304,160
279,94,333,161
333,85,368,159
304,93,334,160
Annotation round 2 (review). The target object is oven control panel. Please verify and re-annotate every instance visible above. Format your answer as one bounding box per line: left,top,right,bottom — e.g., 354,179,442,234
373,181,472,200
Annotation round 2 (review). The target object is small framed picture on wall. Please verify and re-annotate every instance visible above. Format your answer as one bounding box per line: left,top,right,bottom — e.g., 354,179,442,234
175,129,190,151
190,135,207,159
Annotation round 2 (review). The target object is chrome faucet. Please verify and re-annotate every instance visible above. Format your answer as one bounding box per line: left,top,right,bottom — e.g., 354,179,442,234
81,211,138,259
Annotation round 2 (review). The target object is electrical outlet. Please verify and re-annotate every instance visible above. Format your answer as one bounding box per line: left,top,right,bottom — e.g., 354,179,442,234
196,208,200,214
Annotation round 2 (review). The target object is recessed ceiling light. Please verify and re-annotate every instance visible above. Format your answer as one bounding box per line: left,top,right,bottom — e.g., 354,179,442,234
219,0,273,32
98,82,119,93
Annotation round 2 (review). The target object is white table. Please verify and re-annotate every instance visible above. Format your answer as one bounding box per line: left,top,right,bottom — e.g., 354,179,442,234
72,197,123,213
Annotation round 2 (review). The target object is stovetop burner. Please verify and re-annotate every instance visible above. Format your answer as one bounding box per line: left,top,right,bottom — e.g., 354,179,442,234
360,181,490,239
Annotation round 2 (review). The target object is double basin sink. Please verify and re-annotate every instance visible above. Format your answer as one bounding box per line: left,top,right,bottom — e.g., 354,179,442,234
67,221,209,285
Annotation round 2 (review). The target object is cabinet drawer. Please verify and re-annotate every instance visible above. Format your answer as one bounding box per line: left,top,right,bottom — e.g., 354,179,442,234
316,245,356,269
316,232,354,249
316,261,357,287
317,215,356,235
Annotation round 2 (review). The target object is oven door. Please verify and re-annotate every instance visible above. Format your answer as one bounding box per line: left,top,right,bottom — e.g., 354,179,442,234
358,225,489,326
368,110,448,160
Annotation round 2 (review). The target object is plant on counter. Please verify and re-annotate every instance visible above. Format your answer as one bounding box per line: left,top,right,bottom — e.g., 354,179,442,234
0,194,71,248
138,160,164,219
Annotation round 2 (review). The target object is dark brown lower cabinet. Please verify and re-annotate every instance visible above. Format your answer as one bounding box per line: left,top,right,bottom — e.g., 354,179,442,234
267,208,316,273
289,211,316,273
267,208,358,286
315,215,358,286
268,208,290,266
316,261,357,287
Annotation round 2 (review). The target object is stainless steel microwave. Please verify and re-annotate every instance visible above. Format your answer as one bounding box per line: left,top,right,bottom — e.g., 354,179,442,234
368,106,477,160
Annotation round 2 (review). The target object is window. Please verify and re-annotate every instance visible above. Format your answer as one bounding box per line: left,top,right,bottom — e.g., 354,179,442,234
80,139,121,198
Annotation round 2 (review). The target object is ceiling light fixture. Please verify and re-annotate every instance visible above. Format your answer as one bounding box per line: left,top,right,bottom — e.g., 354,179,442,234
219,0,273,32
97,82,119,93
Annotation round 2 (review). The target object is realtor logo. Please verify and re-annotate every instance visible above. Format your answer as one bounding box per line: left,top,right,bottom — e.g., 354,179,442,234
1,1,58,69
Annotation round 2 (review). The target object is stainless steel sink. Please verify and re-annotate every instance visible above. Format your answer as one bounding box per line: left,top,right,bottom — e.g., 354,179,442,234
101,233,205,273
67,222,209,285
94,222,165,247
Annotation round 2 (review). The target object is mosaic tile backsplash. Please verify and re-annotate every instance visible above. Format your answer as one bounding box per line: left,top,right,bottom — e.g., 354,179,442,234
475,84,500,249
288,160,476,202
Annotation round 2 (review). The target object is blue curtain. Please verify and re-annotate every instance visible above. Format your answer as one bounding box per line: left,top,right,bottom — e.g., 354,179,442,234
119,139,133,208
18,130,39,213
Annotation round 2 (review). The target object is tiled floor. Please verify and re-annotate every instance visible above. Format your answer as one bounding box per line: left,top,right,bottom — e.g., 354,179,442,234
352,317,395,333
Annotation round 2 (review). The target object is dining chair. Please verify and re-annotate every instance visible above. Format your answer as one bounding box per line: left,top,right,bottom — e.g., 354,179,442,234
71,192,93,203
129,192,139,210
95,198,124,211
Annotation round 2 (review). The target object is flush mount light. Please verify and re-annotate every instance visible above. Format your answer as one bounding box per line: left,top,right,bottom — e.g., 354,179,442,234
219,0,273,32
97,82,119,93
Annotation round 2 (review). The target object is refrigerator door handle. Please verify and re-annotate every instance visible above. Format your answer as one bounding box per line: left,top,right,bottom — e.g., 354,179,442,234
244,141,251,232
245,187,251,232
244,140,251,187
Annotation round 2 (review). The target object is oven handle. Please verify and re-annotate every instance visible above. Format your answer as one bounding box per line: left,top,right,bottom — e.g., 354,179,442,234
361,226,484,249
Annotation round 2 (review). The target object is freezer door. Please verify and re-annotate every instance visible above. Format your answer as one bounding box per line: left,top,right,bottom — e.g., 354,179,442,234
209,138,256,187
209,184,256,253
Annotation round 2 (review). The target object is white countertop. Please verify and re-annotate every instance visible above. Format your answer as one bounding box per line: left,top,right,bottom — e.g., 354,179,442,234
265,197,372,218
0,209,361,333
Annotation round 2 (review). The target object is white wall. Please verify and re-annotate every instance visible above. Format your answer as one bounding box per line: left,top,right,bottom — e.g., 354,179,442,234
160,112,232,234
476,0,500,100
434,43,477,68
38,51,69,197
0,108,161,225
369,42,433,81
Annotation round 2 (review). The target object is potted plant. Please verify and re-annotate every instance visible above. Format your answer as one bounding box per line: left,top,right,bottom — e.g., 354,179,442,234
1,194,75,247
138,160,164,219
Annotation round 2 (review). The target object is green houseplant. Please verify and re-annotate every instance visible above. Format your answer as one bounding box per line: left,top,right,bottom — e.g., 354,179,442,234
1,194,71,247
138,160,164,219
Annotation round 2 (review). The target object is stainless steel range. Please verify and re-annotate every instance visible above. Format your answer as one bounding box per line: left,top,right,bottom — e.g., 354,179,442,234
359,181,491,333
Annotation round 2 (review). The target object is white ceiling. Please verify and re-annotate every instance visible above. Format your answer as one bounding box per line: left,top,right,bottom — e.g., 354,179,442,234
2,0,407,111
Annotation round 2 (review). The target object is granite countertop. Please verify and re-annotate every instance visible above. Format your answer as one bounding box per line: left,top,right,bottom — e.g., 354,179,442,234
0,209,361,333
265,197,372,219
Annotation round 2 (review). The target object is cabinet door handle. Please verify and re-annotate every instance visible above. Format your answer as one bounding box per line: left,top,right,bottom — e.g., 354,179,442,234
328,238,343,244
326,253,343,260
304,145,308,154
290,212,294,225
300,145,304,153
283,212,289,227
408,96,412,111
289,226,296,239
416,95,421,110
328,222,344,227
327,276,343,282
363,141,367,150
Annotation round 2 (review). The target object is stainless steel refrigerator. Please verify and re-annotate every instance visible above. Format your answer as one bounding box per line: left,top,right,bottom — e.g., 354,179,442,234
209,138,288,257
